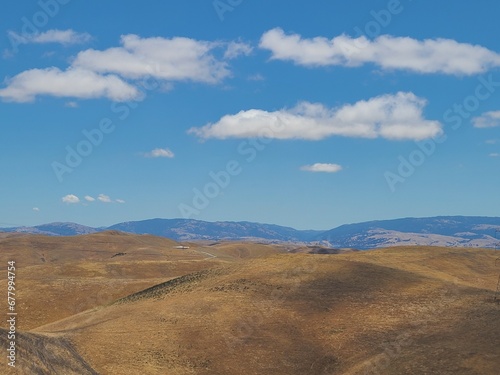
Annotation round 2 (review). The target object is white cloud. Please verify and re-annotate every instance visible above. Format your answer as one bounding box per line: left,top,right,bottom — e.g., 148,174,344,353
490,153,500,157
472,111,500,128
88,194,124,203
62,194,80,204
143,148,175,158
8,29,91,46
32,207,40,212
224,41,253,59
259,28,500,75
486,139,498,144
73,34,230,83
301,163,343,173
189,92,442,141
62,193,123,204
0,67,140,102
97,194,112,203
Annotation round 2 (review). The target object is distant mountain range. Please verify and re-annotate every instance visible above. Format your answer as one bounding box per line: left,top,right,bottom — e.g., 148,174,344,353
1,216,500,249
318,216,500,249
0,222,99,236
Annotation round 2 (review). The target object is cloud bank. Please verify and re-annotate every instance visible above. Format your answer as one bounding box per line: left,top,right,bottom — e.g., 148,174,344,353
0,34,242,102
260,28,500,75
189,92,442,141
73,35,230,83
0,67,139,102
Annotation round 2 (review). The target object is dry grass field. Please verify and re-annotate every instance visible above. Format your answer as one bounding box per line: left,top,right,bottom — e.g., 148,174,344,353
0,233,499,374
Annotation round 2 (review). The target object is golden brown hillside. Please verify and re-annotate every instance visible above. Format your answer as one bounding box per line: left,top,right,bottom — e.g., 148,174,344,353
0,233,283,330
0,235,499,374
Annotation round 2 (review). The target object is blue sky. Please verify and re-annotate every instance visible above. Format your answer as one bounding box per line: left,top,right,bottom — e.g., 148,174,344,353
1,0,500,230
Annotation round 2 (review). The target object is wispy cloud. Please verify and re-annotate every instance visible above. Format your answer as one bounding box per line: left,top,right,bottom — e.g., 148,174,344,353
224,41,253,59
62,194,80,204
260,28,500,75
189,92,442,141
472,111,500,128
0,67,140,103
248,73,265,81
97,194,112,203
84,195,95,202
65,101,79,108
7,29,91,46
490,153,500,157
32,207,40,212
143,148,175,158
95,194,124,203
301,163,343,173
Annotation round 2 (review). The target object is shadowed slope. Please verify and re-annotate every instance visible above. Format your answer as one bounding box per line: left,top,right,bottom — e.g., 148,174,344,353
0,328,98,375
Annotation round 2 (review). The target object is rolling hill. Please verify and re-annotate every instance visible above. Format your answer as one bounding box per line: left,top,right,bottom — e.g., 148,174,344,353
0,232,285,330
0,235,497,374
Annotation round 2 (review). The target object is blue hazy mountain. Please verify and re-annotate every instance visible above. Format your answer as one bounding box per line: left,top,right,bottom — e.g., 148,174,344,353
108,218,321,242
1,216,499,249
0,222,98,236
316,216,500,249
